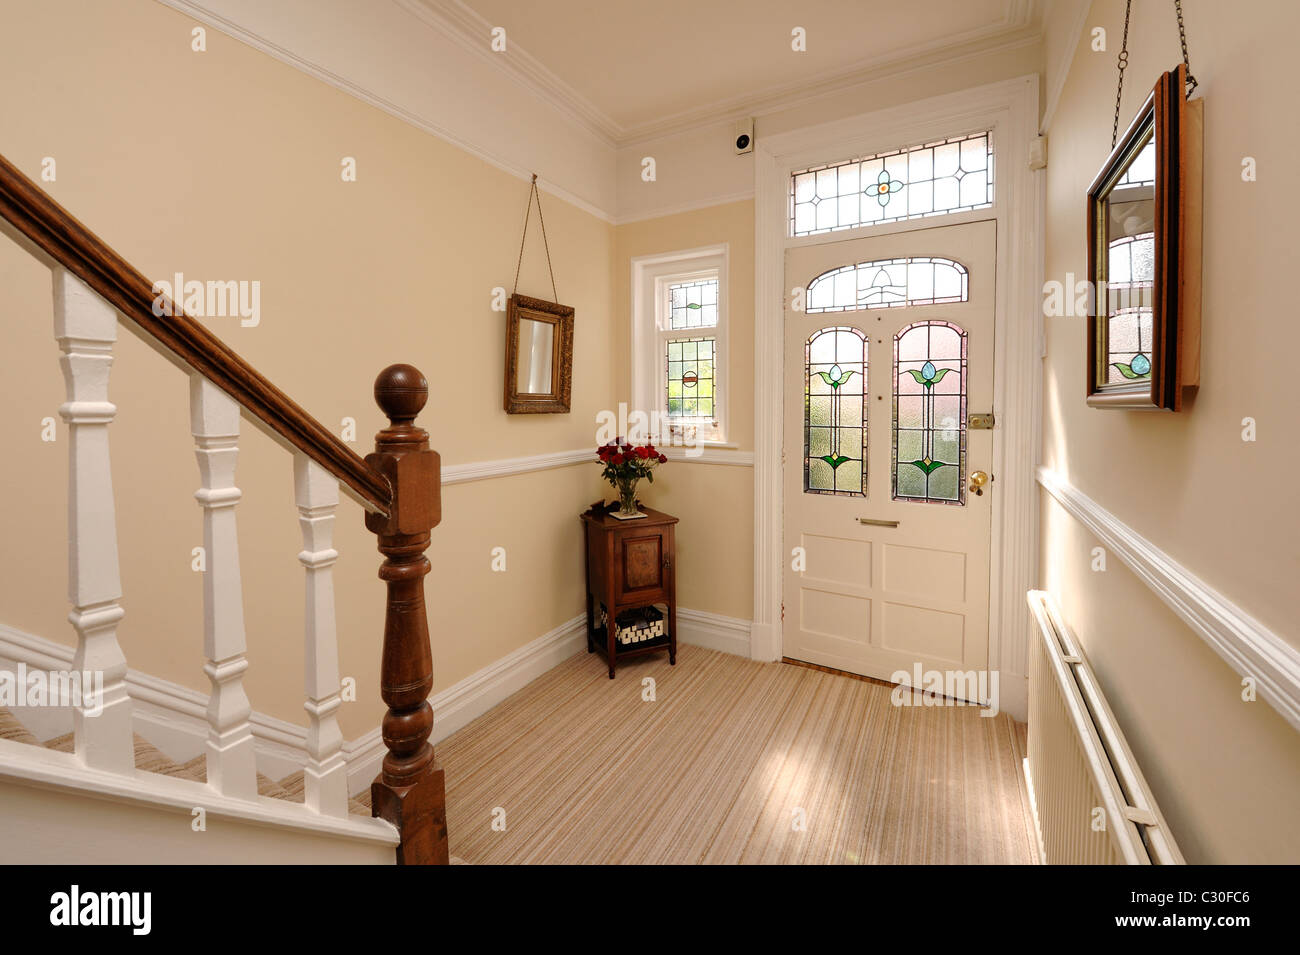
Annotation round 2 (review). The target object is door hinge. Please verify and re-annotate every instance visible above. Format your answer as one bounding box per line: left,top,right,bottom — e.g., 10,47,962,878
780,601,785,622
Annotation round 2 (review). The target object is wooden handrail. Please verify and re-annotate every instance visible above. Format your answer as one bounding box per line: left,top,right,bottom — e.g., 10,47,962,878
0,152,392,514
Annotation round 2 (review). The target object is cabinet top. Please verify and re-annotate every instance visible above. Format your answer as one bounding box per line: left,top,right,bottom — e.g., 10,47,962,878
581,502,679,529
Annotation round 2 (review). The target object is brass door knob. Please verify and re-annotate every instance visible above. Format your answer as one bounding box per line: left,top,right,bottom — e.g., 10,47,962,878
969,471,991,495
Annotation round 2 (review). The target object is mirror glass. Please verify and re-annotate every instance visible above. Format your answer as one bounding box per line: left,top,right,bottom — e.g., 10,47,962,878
516,317,555,395
1097,132,1156,387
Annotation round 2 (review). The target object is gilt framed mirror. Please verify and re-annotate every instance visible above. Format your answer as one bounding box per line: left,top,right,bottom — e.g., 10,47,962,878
504,293,574,413
1086,63,1202,411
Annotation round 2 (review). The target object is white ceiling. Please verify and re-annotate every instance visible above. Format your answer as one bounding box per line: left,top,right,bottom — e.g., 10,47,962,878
445,0,1041,138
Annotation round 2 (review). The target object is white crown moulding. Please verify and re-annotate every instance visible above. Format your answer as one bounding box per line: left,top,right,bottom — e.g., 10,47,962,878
159,0,1045,154
409,0,1043,147
394,0,623,145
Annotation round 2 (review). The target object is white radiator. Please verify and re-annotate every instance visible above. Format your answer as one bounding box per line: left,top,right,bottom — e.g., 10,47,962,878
1025,591,1183,865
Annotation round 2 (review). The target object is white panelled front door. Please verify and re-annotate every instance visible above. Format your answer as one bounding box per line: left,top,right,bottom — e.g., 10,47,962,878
782,220,996,696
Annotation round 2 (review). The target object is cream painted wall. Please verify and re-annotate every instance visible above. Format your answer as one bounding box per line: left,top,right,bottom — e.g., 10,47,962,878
1040,0,1300,862
612,201,755,620
0,0,611,739
160,0,621,219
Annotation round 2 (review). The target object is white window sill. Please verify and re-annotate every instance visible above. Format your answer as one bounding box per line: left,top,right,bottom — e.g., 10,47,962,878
661,444,754,467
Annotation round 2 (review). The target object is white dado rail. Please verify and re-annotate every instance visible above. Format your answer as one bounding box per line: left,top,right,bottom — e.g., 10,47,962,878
1037,466,1300,733
440,444,754,485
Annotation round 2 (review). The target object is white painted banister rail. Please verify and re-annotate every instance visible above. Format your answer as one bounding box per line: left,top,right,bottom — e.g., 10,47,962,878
53,268,134,773
190,376,258,799
294,455,348,817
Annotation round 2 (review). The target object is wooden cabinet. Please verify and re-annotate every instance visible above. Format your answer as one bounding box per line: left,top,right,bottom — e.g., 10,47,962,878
580,503,678,678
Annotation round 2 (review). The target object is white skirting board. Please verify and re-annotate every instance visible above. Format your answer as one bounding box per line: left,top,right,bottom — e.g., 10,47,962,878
675,608,753,657
0,607,755,797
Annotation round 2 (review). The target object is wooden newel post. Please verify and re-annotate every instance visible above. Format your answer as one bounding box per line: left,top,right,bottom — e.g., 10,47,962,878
365,364,449,865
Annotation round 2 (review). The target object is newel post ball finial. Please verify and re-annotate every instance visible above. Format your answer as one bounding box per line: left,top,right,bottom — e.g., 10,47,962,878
374,363,428,426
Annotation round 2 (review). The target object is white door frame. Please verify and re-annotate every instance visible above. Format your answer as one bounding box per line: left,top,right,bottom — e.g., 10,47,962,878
751,74,1043,719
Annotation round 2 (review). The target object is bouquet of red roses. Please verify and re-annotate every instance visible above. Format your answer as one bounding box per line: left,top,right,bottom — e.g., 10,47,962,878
596,439,668,515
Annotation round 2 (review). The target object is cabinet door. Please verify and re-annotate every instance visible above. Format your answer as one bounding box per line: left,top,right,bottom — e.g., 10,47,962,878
618,530,666,602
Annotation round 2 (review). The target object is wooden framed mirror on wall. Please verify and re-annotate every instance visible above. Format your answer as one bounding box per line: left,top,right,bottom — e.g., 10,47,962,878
504,293,574,414
1086,63,1202,411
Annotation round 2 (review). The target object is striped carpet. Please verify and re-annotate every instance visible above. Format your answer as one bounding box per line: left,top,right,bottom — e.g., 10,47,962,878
439,644,1037,864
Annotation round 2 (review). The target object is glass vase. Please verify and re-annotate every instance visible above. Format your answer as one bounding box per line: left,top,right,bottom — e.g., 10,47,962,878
616,477,640,516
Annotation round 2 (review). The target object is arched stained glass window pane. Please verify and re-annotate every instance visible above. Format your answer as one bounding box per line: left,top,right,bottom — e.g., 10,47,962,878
1105,232,1154,382
893,321,967,505
806,257,968,312
805,326,867,496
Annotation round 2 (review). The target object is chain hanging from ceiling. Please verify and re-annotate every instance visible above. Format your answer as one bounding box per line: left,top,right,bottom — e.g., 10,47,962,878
1112,0,1198,148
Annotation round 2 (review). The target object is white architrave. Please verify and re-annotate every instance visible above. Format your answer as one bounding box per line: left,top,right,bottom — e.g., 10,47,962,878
752,76,1043,718
190,376,258,799
293,455,348,817
52,268,135,773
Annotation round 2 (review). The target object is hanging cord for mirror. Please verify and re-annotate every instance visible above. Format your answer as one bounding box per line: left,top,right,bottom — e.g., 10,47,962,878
1174,0,1198,97
512,173,559,302
1111,0,1197,149
1110,0,1132,149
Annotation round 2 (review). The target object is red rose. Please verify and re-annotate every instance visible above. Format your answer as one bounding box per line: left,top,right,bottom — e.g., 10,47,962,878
612,453,625,465
635,447,649,459
658,454,668,463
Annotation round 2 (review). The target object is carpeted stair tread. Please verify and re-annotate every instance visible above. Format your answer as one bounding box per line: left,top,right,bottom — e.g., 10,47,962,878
0,707,41,747
134,737,202,781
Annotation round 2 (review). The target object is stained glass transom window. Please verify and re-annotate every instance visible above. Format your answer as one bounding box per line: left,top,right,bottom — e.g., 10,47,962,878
1105,232,1154,382
893,321,967,505
667,278,718,330
790,131,993,237
805,326,867,497
806,257,968,312
666,337,715,419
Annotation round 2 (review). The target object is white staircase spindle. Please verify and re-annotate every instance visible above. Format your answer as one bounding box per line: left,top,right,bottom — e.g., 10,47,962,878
53,268,135,773
190,376,258,799
294,455,348,816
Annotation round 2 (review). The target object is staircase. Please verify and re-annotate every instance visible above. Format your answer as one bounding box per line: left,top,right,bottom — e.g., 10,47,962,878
0,153,448,864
